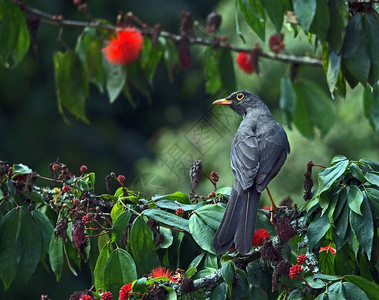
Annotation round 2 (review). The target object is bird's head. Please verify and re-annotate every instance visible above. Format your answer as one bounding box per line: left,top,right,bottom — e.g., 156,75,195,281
212,90,261,116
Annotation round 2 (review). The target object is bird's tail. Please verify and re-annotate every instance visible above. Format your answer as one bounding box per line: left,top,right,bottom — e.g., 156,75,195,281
213,182,260,255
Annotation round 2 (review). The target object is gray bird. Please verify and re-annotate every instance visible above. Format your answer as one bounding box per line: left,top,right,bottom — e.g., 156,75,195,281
212,90,290,255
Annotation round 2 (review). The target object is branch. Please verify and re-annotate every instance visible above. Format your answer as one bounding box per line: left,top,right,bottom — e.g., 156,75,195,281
20,3,322,67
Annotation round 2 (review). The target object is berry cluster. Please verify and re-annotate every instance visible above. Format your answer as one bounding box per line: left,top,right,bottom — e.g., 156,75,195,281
211,171,219,182
175,208,184,216
289,264,303,279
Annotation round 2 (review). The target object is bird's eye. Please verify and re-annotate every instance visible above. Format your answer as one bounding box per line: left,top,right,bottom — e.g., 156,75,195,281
236,93,244,101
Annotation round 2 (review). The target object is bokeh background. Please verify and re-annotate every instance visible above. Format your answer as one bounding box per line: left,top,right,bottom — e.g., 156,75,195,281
1,0,379,298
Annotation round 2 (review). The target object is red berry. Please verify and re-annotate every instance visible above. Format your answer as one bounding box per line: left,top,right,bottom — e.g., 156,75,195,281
62,185,71,193
80,165,88,173
82,213,93,223
297,254,307,265
101,291,113,300
252,228,270,247
80,295,92,300
117,175,125,183
52,163,60,171
269,33,285,53
289,264,303,279
211,171,219,182
208,191,216,198
236,52,254,74
176,208,184,216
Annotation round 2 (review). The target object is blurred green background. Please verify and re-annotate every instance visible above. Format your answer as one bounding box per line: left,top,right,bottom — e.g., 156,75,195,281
1,0,379,298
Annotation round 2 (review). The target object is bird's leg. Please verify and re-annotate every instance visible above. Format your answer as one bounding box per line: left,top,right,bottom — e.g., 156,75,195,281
265,187,276,224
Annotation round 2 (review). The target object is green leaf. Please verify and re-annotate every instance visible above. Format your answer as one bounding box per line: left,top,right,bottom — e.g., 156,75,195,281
155,200,200,212
364,171,379,186
126,61,151,103
152,191,190,204
326,0,348,52
365,14,379,85
63,244,77,276
360,158,379,171
312,274,339,281
75,28,104,93
292,0,317,31
218,49,236,93
103,59,126,103
292,81,314,138
221,261,235,294
363,83,379,135
157,227,173,249
261,0,283,34
12,163,32,176
130,216,160,276
0,208,18,289
111,210,131,242
161,37,179,82
279,77,296,126
346,185,363,215
104,248,137,297
49,234,64,281
294,79,334,137
0,0,30,69
33,210,54,252
194,204,224,231
188,252,206,269
343,282,369,300
326,51,341,95
318,246,335,275
317,159,348,196
349,196,374,258
54,51,89,123
204,47,222,94
94,244,110,292
349,163,365,182
308,212,331,248
189,213,215,254
344,275,379,300
246,260,271,289
334,198,348,240
234,0,246,42
141,37,163,81
215,187,232,199
143,208,190,232
239,0,266,41
287,289,304,300
304,276,325,289
211,282,227,300
309,0,330,42
365,188,379,218
110,200,125,223
342,14,370,85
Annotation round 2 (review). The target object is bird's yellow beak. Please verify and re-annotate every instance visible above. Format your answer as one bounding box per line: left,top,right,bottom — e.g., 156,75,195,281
212,99,233,105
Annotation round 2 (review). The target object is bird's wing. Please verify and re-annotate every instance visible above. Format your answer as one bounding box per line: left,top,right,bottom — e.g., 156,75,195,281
230,131,260,191
255,123,290,192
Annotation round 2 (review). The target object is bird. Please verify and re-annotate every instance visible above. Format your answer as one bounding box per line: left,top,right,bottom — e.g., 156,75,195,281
212,90,290,255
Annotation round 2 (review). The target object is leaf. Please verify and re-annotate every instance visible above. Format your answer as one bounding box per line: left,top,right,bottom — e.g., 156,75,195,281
218,49,236,93
326,50,341,95
292,81,314,139
318,246,335,275
312,274,339,281
294,79,334,137
130,216,160,276
334,197,348,240
326,0,348,52
12,163,32,176
365,188,379,218
304,276,325,289
143,208,189,232
188,252,206,269
234,0,246,43
104,248,137,297
0,208,18,289
365,14,379,85
141,37,163,81
158,227,173,249
360,158,379,172
63,244,77,276
292,0,317,31
342,14,370,85
49,234,64,281
346,185,363,215
343,282,369,300
111,210,131,242
349,163,365,182
155,200,200,212
363,83,379,135
344,275,379,300
221,261,235,294
308,212,331,248
215,187,232,199
126,61,151,103
161,37,179,82
279,77,296,126
317,159,348,196
204,47,222,94
94,244,110,292
54,51,89,123
103,59,126,103
152,191,190,204
211,282,227,300
364,171,379,186
287,289,304,300
194,204,224,231
309,0,330,42
261,0,283,34
33,210,54,252
110,201,124,223
239,0,266,41
0,0,30,69
349,196,374,258
188,213,215,254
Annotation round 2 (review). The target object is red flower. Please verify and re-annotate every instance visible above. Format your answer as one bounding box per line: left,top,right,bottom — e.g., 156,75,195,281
175,208,184,216
80,165,88,173
80,295,92,300
289,264,303,279
297,254,307,265
119,283,132,300
117,175,126,183
252,228,270,247
62,185,71,193
151,267,173,279
82,213,93,223
319,245,336,256
101,291,113,300
236,52,255,74
102,27,143,65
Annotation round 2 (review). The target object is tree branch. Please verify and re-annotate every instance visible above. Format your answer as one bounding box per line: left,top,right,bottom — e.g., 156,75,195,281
20,3,322,67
